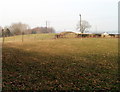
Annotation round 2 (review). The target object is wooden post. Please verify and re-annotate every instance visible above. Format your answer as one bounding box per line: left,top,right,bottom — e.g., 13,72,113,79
2,29,5,44
22,32,24,42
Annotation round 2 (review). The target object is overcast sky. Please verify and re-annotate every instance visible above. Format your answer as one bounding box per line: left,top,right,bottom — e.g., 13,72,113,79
0,0,119,33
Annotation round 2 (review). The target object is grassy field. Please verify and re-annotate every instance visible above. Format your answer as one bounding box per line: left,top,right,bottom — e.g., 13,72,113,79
2,34,119,91
2,33,56,42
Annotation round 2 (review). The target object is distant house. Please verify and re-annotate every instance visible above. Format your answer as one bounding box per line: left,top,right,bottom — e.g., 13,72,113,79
30,27,55,34
61,31,77,38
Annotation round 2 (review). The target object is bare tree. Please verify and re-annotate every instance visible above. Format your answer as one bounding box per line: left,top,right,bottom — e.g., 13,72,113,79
0,26,2,31
4,27,11,37
30,27,55,34
77,20,91,33
9,22,29,35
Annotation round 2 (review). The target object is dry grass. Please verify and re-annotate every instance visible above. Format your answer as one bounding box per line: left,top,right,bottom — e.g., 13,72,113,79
2,35,119,91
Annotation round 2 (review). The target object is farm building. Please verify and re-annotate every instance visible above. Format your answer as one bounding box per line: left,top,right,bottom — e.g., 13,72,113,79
76,33,90,38
55,31,77,38
55,31,119,39
101,32,110,37
109,34,116,37
109,33,120,38
115,34,120,38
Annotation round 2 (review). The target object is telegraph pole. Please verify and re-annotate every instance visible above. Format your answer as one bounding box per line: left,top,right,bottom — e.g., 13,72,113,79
46,21,48,32
79,14,81,32
79,14,82,39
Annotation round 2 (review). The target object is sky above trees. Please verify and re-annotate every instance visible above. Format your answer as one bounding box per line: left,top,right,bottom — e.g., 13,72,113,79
0,0,119,33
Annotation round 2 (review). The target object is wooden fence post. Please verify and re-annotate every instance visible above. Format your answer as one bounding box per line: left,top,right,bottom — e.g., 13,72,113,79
22,32,24,42
2,29,5,44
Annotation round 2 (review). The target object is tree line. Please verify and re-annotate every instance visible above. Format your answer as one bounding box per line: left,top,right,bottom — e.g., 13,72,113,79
0,22,55,37
0,19,91,37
